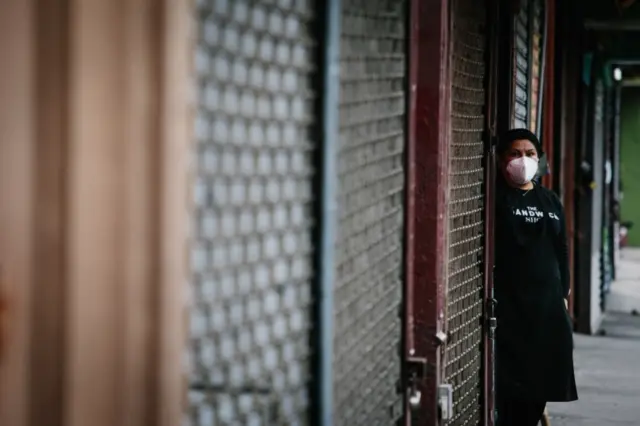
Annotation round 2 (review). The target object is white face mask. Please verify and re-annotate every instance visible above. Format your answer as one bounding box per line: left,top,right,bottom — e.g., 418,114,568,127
506,156,539,185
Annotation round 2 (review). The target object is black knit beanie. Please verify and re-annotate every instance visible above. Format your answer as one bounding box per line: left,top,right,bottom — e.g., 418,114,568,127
497,128,543,157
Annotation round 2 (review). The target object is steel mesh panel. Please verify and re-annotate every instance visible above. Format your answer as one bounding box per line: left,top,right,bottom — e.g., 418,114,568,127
445,0,487,425
530,0,542,132
188,0,318,424
333,0,407,424
514,0,529,129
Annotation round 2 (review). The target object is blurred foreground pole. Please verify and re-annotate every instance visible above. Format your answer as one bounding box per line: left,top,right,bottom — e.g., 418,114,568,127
0,1,191,426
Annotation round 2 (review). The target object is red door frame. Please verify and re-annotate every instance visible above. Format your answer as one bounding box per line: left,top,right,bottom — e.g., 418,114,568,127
406,0,451,423
484,0,501,424
555,0,582,320
542,0,556,190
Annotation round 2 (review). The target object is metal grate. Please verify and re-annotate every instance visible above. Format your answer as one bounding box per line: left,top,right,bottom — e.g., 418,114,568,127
530,0,543,133
513,0,529,129
593,80,605,319
445,0,487,424
188,0,318,424
333,0,407,424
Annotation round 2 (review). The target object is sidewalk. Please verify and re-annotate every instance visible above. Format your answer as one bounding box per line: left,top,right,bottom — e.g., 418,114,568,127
548,249,640,425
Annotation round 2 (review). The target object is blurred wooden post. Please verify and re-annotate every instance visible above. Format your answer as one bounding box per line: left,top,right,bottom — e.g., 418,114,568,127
0,2,35,426
0,0,191,425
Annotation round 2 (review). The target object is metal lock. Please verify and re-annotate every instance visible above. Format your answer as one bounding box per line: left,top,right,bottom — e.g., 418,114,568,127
406,355,427,411
408,384,422,410
438,384,453,420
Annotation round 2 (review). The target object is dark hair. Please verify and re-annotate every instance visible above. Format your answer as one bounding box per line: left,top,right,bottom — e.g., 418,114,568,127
497,128,543,157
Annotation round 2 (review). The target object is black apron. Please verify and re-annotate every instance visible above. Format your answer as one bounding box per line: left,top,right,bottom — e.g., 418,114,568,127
494,183,578,402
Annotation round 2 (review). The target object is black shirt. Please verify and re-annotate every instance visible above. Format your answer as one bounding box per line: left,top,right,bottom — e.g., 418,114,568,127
494,181,578,402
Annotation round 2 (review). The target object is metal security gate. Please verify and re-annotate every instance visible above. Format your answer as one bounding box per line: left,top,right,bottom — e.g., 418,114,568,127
512,0,544,132
513,0,530,129
593,80,605,317
188,1,318,424
530,0,544,134
445,0,488,424
333,0,407,423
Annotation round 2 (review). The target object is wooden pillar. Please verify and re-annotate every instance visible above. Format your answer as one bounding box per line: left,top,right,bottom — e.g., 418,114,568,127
0,2,35,426
0,1,191,425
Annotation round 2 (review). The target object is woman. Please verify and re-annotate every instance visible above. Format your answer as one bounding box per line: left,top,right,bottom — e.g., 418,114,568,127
494,129,578,426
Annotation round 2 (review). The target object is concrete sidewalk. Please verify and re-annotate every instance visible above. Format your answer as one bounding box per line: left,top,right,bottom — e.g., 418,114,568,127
548,249,640,425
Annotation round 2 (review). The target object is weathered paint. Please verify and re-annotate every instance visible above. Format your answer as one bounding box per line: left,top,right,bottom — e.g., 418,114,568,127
542,0,555,189
408,0,451,422
484,1,500,424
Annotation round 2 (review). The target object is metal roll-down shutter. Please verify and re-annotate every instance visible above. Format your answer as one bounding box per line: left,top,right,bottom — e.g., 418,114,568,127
445,0,488,424
189,1,319,424
333,0,408,423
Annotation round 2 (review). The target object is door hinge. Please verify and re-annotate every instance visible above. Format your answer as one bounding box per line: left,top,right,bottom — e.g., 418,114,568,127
486,298,498,339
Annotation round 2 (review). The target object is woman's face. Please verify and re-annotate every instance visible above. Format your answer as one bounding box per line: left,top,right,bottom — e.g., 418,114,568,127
500,139,539,172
